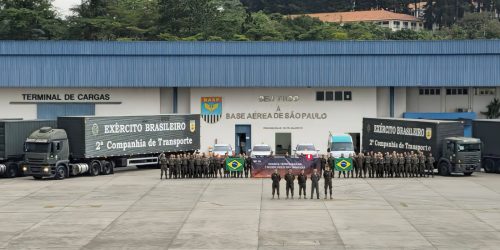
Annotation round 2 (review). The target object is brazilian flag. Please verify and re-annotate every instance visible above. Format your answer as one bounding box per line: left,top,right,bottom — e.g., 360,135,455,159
334,158,353,171
225,158,244,172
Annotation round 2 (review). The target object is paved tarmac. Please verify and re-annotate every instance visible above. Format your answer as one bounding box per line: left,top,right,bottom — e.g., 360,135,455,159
1,169,500,250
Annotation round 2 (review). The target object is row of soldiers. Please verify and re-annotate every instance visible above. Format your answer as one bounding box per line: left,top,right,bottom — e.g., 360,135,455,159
271,167,335,200
159,152,252,179
319,151,436,178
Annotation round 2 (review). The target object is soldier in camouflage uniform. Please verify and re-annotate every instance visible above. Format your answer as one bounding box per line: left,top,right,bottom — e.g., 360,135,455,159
365,153,373,178
209,153,217,178
182,154,188,178
390,152,398,178
217,154,224,178
404,152,411,178
372,153,379,178
398,153,405,178
188,153,195,178
168,154,175,179
356,152,365,178
175,154,182,179
160,153,168,180
427,153,435,178
383,152,390,178
201,153,209,178
418,152,426,178
411,152,419,178
244,153,252,178
194,154,202,178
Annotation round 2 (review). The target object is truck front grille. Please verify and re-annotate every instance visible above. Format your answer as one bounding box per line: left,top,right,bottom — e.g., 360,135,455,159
463,155,480,164
30,166,41,173
27,158,44,163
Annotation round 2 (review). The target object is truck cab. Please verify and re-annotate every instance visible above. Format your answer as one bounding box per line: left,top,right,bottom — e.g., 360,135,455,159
327,134,355,158
23,127,70,179
439,137,481,176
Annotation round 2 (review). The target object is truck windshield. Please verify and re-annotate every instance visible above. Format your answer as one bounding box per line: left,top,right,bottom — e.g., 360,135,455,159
214,146,230,152
331,142,354,151
25,143,49,153
297,145,315,151
457,143,481,152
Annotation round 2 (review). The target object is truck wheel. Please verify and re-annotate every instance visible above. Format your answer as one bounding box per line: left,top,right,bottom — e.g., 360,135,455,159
483,159,496,173
6,163,18,178
55,166,67,180
90,161,101,177
439,162,450,176
102,161,112,175
464,172,473,176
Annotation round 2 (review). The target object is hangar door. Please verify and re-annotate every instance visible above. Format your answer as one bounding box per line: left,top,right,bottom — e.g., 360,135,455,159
37,104,95,119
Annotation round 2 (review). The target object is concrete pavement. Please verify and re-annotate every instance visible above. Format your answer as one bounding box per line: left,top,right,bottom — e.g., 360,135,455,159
1,170,500,249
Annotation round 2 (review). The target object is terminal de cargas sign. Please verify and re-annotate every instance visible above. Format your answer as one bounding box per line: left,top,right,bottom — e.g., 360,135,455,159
12,93,118,104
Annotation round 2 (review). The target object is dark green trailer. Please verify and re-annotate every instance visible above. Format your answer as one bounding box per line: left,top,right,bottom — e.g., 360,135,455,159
23,115,200,179
0,120,56,177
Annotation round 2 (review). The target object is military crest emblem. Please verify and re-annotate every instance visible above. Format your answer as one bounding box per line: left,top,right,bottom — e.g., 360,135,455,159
201,97,222,124
189,120,196,133
425,128,432,140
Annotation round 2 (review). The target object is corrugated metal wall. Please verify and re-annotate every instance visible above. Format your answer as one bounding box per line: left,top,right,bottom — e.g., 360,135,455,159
0,41,499,88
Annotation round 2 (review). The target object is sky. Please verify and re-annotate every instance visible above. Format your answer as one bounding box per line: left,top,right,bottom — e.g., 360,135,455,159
53,0,80,17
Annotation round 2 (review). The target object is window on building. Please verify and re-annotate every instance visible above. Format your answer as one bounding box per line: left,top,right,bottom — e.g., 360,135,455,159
335,91,343,101
382,21,389,25
325,91,334,101
393,21,400,26
403,22,409,27
446,88,469,95
419,88,441,96
411,22,416,27
419,23,423,27
344,91,352,101
475,88,496,96
316,91,325,101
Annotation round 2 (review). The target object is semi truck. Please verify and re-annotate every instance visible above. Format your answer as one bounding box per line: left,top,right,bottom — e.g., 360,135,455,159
362,118,482,176
22,115,200,179
0,120,57,178
472,119,500,173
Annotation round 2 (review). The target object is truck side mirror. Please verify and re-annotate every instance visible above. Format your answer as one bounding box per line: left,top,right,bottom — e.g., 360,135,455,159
327,148,331,153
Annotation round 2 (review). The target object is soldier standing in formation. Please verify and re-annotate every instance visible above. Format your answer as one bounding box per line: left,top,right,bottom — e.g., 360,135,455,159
418,152,426,177
202,153,210,178
297,169,307,199
175,155,182,179
427,153,435,178
284,168,295,199
356,153,365,178
365,153,373,178
323,165,334,199
338,153,346,178
160,153,168,180
168,155,175,179
398,153,405,178
218,154,225,178
310,168,320,199
244,153,252,178
320,155,327,177
271,169,281,199
182,154,188,178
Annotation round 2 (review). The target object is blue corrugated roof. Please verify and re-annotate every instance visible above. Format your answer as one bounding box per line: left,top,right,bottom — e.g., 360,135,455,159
0,40,499,88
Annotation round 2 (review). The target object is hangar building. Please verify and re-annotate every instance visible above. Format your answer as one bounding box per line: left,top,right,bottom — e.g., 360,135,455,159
0,41,499,154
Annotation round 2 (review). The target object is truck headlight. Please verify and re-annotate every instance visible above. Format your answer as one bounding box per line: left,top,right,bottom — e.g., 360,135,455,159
458,160,461,163
22,166,27,172
43,167,49,172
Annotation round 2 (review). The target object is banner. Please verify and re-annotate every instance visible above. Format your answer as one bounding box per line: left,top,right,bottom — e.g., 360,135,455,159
226,158,244,172
251,156,320,178
334,158,353,172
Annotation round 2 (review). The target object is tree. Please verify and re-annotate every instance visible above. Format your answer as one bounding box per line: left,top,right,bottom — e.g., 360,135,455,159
157,0,217,38
0,0,65,39
424,0,471,29
243,11,284,40
481,98,500,119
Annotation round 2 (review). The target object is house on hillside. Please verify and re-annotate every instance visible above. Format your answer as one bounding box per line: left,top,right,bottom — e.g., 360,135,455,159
300,10,424,31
